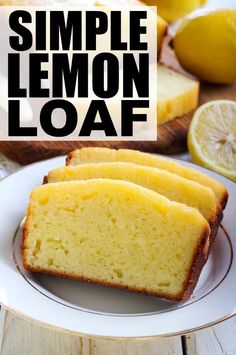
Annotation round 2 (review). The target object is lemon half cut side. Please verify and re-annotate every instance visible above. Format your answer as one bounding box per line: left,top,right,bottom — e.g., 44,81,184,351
188,100,236,181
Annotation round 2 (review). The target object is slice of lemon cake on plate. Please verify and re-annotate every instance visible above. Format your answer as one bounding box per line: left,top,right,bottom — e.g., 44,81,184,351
66,148,228,208
45,162,222,247
22,179,210,301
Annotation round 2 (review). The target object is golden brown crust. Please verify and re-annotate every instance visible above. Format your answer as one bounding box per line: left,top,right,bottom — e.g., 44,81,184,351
66,150,76,166
22,205,32,268
181,224,210,301
43,175,48,184
219,189,229,210
208,202,223,250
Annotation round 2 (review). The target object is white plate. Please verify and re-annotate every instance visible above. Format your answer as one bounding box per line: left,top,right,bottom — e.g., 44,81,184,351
0,156,235,339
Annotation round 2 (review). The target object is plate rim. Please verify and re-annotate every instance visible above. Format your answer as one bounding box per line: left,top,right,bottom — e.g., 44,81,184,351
2,302,236,340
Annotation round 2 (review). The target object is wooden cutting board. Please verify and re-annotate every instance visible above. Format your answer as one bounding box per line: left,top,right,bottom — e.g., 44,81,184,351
0,40,235,164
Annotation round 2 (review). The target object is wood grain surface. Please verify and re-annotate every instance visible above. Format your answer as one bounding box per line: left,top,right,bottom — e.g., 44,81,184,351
1,310,236,355
0,309,186,355
0,39,235,164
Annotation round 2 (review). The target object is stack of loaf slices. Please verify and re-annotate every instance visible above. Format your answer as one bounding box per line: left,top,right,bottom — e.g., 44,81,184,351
22,148,228,301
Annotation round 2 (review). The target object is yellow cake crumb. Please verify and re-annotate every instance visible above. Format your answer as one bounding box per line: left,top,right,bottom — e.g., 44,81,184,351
46,162,221,225
22,179,210,301
66,148,228,208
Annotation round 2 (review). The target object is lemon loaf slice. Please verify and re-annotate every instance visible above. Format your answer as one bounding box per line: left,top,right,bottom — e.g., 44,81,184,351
66,148,228,208
157,64,199,125
45,162,222,241
22,179,210,301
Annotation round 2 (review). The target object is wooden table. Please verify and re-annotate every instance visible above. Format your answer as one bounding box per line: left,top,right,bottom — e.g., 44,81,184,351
1,309,236,354
0,152,236,355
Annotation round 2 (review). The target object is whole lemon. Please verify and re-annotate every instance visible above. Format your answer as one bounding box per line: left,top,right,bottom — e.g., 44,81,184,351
155,0,207,23
174,9,236,84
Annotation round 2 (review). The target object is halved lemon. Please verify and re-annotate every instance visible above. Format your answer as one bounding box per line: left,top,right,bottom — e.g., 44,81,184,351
188,100,236,181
